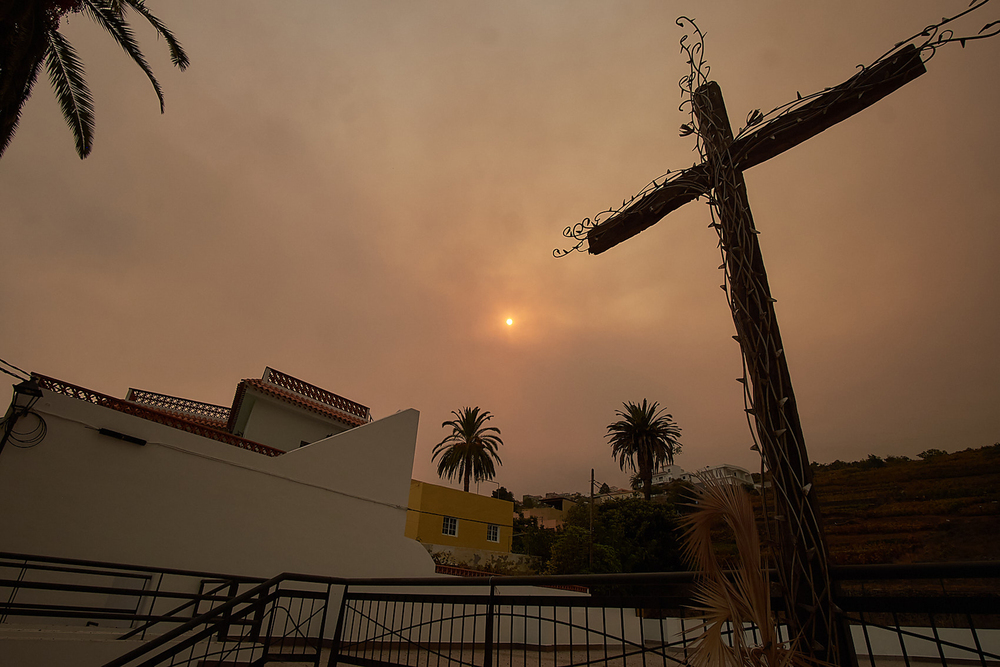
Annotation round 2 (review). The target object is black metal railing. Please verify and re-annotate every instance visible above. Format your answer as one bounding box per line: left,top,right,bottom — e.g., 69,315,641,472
332,572,705,667
834,562,1000,667
0,552,263,640
103,573,334,667
1,553,997,667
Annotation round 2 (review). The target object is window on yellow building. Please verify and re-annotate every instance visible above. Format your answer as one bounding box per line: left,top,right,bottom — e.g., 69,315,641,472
487,524,499,542
442,516,458,536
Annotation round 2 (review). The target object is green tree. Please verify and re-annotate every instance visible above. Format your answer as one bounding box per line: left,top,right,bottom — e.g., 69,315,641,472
432,406,503,493
549,497,685,575
491,485,515,503
593,497,685,573
1,0,188,159
607,400,682,500
547,526,619,574
511,515,556,568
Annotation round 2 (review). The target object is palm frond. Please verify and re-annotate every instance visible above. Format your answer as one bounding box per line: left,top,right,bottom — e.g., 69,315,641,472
681,477,825,667
123,0,189,70
0,56,45,160
44,28,95,158
82,0,165,112
0,3,50,159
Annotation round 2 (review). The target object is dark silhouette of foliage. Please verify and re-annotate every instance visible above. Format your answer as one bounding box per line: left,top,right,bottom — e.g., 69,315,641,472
432,406,503,493
491,485,515,503
607,400,682,500
1,0,188,159
547,526,619,574
544,497,685,575
862,454,886,469
511,514,556,564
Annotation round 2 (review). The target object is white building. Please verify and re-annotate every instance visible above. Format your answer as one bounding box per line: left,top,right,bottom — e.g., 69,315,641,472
650,464,689,486
0,367,435,579
691,463,754,486
650,463,753,487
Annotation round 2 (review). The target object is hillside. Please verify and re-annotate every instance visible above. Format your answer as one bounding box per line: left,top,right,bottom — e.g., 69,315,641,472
808,444,1000,564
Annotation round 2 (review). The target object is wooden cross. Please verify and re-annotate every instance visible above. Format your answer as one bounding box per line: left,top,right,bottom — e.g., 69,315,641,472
584,40,927,666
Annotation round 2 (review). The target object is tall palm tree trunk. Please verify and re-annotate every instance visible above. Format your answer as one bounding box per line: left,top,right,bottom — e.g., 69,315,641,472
640,451,653,501
0,2,49,155
463,450,471,492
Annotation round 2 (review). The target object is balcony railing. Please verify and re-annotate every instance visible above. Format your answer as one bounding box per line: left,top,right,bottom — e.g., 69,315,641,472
33,373,285,457
263,367,371,422
124,389,232,429
0,553,996,667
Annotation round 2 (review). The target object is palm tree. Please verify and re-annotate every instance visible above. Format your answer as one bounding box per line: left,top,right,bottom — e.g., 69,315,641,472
432,407,504,493
607,399,682,501
1,0,188,159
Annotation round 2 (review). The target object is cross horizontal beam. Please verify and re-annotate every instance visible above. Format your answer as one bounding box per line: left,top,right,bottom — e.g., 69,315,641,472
587,43,926,255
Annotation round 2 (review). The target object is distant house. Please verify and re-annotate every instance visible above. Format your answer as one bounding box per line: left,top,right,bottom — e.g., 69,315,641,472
0,367,434,579
406,480,514,564
595,486,638,503
650,462,753,489
689,463,753,486
521,493,578,529
650,464,689,486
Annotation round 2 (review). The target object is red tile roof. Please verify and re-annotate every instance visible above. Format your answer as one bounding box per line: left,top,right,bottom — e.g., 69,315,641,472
32,367,369,457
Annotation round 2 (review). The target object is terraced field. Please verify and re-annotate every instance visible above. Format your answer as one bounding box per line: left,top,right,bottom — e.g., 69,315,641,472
809,444,1000,564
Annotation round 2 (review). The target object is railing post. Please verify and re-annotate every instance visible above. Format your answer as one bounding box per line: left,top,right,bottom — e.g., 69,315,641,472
327,583,350,667
316,582,333,661
484,578,496,667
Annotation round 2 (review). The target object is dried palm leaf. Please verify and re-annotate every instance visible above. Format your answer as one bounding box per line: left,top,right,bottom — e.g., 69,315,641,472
680,477,827,667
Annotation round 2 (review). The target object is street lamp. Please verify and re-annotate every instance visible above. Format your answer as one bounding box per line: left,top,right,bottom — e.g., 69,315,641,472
0,378,43,456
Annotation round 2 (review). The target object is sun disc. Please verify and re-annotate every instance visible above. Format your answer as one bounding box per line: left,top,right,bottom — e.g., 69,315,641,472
506,318,513,326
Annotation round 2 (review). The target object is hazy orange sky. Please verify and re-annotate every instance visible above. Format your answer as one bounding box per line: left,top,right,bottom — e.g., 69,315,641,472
2,1,998,499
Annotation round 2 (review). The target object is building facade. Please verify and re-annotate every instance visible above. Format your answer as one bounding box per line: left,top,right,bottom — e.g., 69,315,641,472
0,368,435,580
521,493,579,529
406,480,514,564
649,463,753,487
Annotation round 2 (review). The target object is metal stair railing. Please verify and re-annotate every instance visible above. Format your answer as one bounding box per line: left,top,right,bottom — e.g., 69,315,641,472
103,573,335,667
116,579,245,641
0,552,265,637
2,552,996,667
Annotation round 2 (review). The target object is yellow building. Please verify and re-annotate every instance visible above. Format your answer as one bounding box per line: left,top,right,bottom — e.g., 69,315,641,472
405,480,513,559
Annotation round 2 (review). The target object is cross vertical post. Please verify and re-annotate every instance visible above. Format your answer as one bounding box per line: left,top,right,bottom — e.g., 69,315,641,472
693,81,850,666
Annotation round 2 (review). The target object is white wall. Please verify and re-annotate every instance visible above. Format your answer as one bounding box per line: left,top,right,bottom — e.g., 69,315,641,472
0,390,434,579
239,390,351,451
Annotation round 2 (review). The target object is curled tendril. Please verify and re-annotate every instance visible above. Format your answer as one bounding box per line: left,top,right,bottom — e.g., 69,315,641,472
677,17,709,98
553,217,600,257
729,0,997,142
883,0,997,64
553,168,685,257
556,18,708,258
676,16,710,158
